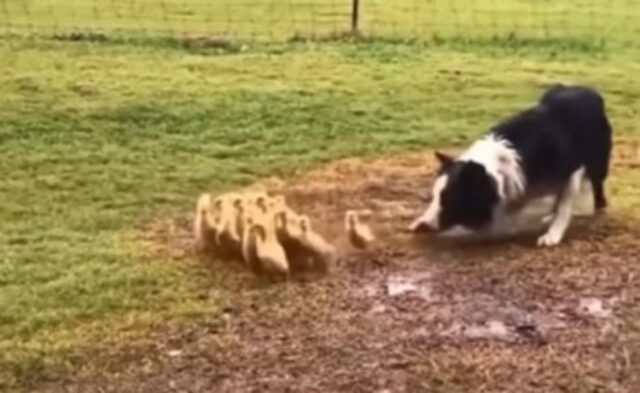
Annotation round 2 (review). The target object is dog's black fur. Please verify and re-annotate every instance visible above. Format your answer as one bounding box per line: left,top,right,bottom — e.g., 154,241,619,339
435,159,500,231
433,84,612,232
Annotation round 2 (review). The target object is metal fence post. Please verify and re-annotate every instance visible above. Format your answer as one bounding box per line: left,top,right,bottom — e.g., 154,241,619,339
351,0,360,33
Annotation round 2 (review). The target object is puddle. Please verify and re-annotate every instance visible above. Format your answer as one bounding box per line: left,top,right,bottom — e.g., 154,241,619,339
385,273,434,298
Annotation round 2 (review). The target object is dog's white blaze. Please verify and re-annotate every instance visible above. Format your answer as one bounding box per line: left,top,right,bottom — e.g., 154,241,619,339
412,174,448,230
459,134,526,201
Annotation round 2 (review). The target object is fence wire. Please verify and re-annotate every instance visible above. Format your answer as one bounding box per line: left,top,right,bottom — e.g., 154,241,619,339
1,0,640,44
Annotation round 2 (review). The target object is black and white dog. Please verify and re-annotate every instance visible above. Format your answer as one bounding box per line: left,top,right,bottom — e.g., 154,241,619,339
410,84,612,246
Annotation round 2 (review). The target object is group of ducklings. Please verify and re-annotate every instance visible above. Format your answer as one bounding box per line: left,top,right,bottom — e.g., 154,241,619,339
193,190,375,279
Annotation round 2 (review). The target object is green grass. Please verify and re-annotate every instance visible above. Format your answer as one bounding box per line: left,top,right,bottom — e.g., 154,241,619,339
1,0,640,44
2,1,640,389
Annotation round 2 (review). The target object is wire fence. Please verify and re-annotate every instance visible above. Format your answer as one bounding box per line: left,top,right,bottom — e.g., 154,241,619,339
1,0,640,44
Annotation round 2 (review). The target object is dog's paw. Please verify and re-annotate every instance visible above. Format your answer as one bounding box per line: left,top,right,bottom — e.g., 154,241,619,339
407,219,429,233
536,231,563,247
541,214,554,225
407,219,421,232
408,213,434,233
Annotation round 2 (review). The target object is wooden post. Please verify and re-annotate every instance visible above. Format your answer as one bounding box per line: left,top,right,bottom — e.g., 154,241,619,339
351,0,360,33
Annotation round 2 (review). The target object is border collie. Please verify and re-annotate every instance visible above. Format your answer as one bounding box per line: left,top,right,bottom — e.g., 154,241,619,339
410,84,612,246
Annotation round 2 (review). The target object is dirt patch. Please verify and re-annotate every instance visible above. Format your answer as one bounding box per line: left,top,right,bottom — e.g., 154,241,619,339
35,141,640,392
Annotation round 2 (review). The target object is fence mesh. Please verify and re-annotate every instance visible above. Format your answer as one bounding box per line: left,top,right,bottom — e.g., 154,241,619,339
1,0,640,44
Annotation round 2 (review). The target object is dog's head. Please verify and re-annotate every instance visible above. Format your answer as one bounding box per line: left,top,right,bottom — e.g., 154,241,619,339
411,151,501,233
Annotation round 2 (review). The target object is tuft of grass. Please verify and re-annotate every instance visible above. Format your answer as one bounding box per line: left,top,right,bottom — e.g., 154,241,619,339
1,26,640,388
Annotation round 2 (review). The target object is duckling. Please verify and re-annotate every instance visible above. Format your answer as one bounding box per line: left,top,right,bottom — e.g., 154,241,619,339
271,195,301,219
243,190,269,204
274,209,302,239
299,216,336,273
194,193,217,251
215,201,242,259
241,215,262,273
255,195,270,214
213,192,241,208
251,222,290,279
274,210,312,271
345,210,375,250
267,194,285,210
232,196,253,242
211,193,234,220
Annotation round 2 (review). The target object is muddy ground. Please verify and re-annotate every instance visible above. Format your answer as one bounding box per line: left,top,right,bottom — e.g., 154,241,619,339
34,142,640,392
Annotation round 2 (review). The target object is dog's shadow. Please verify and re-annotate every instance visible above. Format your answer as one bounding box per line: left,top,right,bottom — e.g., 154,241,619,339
404,213,619,257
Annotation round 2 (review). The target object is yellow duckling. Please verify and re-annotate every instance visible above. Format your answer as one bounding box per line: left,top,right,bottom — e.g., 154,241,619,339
251,221,290,279
243,190,269,204
255,195,271,214
215,201,242,259
232,195,255,243
212,192,241,208
241,215,263,273
194,193,217,251
274,209,302,239
273,210,312,271
266,194,285,210
345,210,375,250
271,195,301,220
211,192,236,221
299,215,336,273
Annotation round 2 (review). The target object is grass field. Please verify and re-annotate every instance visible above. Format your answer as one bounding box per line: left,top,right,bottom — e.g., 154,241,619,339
2,0,640,43
2,1,640,390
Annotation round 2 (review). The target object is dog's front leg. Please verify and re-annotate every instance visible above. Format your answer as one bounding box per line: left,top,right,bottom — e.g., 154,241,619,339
537,168,585,247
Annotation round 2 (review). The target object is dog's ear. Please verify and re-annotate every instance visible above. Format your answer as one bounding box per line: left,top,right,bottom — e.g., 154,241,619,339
434,151,454,169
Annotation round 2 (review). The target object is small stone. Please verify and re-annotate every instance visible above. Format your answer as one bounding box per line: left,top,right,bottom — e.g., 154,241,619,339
386,281,417,297
464,320,512,341
370,303,387,314
577,297,612,319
